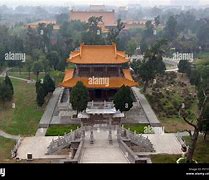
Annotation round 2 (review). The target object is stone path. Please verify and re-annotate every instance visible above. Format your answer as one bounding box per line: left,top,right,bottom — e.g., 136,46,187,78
142,134,182,154
37,87,62,129
0,130,19,140
16,136,70,159
131,87,161,126
80,128,129,163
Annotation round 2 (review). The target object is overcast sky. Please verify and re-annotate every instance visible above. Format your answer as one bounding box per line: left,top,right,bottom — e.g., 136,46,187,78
0,0,208,7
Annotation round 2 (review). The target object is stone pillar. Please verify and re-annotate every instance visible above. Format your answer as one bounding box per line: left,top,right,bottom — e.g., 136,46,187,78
105,66,108,76
90,125,94,144
81,122,85,139
118,67,121,77
117,124,121,140
108,118,113,144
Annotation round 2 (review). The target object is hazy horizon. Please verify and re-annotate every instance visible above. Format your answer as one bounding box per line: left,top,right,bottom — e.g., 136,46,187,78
0,0,209,8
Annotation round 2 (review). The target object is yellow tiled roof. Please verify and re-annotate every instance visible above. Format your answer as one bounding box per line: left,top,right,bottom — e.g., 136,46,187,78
67,44,129,64
60,69,138,88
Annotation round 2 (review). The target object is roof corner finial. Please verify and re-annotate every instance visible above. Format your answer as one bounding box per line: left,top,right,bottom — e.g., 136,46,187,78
112,42,117,58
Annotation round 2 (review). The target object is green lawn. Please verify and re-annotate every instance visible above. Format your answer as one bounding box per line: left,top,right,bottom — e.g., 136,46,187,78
0,137,16,162
151,154,181,163
8,71,45,81
0,78,44,136
159,116,194,133
46,124,81,136
183,136,209,163
151,136,209,163
8,71,64,86
123,124,149,134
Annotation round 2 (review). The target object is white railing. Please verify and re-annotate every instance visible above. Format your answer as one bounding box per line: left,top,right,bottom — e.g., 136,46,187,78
119,127,155,152
46,128,82,155
87,101,114,109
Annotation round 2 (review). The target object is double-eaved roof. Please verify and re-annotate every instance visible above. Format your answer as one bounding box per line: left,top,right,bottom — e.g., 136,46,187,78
67,43,129,64
60,69,138,88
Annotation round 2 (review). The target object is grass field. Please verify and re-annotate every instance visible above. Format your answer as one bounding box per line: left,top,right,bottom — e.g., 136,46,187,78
183,136,209,163
8,71,64,86
123,124,149,134
159,116,194,133
8,71,45,81
150,154,181,163
46,124,81,136
0,137,16,162
0,78,44,136
151,136,209,163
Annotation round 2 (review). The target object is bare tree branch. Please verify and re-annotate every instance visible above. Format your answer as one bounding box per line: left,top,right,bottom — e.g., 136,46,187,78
182,116,197,129
198,89,208,119
186,130,192,137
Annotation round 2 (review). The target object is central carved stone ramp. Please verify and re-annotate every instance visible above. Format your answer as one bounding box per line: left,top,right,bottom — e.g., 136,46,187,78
80,127,129,163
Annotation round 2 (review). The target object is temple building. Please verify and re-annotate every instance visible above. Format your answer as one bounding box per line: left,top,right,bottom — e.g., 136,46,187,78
60,43,138,101
69,6,116,33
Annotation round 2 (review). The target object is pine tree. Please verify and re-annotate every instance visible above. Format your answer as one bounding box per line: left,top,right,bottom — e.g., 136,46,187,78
4,75,14,95
113,85,133,112
36,85,45,107
70,81,89,115
43,74,55,94
0,81,13,104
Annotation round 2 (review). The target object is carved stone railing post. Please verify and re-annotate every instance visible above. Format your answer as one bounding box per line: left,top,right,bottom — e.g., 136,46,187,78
108,118,113,144
90,125,94,144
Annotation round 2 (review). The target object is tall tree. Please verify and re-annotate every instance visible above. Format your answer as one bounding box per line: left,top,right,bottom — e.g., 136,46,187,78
0,81,13,104
139,40,166,92
107,19,125,43
113,85,133,112
43,74,55,94
36,82,45,107
81,16,105,45
4,75,14,96
180,86,209,163
47,51,60,70
70,81,89,116
164,16,178,41
32,61,43,81
25,55,33,80
178,60,191,75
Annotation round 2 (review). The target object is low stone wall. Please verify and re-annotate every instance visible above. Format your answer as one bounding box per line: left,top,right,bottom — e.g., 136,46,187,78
58,140,84,164
11,137,22,158
118,139,140,163
118,139,152,163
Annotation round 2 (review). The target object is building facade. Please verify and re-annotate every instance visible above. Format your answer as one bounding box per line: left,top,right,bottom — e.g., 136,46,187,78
60,43,138,101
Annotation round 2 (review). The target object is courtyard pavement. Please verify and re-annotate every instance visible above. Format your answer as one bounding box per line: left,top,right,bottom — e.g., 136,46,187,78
80,128,129,163
16,136,71,159
131,87,161,126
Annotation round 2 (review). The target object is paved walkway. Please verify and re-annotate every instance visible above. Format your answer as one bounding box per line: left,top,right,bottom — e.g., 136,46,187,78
142,134,182,154
37,87,62,130
16,136,71,159
0,130,19,140
80,129,129,163
131,87,161,126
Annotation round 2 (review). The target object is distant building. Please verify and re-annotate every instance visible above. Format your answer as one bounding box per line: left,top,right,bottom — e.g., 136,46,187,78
123,20,154,30
69,9,116,27
69,5,116,33
24,20,60,31
24,20,60,45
